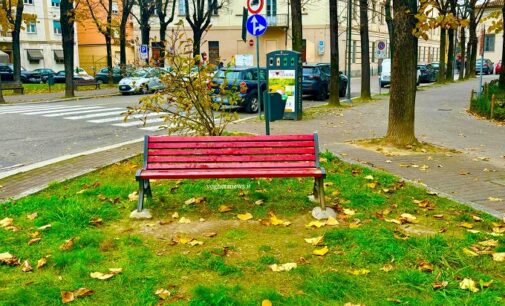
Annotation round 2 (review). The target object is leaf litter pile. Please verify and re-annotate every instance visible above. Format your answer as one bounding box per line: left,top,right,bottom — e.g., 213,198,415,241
0,155,504,305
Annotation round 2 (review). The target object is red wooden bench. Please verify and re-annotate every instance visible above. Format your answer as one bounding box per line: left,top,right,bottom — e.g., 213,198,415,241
135,133,326,212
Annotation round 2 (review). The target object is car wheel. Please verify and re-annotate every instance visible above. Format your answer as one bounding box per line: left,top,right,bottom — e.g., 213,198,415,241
245,94,259,113
121,92,129,96
317,86,328,101
96,79,104,85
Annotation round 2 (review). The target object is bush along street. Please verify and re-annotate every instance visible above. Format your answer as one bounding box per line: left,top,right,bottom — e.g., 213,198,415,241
1,153,504,305
470,80,505,121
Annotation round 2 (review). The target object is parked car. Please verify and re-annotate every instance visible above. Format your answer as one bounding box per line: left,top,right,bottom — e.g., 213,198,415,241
118,68,166,95
210,66,267,113
495,60,502,74
53,70,91,83
417,64,437,83
32,68,56,83
95,67,124,84
429,62,440,74
302,64,347,100
0,64,41,83
475,59,493,75
379,59,391,88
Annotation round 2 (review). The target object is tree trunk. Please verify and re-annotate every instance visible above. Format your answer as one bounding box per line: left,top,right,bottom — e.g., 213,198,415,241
120,20,127,76
290,0,303,53
61,0,75,97
105,35,113,85
385,0,394,60
437,29,446,83
159,23,168,67
0,78,5,103
12,2,23,83
466,12,477,78
459,27,466,81
446,28,454,81
499,3,505,87
385,0,418,146
359,0,371,99
328,0,340,106
193,30,202,57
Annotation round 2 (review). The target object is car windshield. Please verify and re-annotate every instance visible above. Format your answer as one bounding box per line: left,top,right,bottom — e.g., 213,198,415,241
132,70,148,77
303,67,316,75
215,70,242,81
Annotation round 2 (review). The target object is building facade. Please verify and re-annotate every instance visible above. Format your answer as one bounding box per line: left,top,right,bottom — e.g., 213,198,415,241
0,0,80,71
134,0,441,75
480,0,503,66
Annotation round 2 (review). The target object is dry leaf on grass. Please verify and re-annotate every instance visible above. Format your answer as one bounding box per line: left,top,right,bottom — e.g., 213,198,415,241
269,262,297,272
269,213,291,226
90,272,115,280
202,232,217,237
38,224,52,231
459,278,479,292
463,248,479,257
380,264,394,272
347,269,370,275
492,252,505,262
0,217,13,228
185,197,206,205
384,218,402,225
472,215,482,222
171,212,179,219
418,261,434,273
343,208,356,216
432,281,448,290
400,213,418,224
480,279,494,288
28,238,42,246
488,197,503,202
0,252,20,266
364,175,374,180
313,246,329,256
128,191,138,202
60,237,77,251
237,213,253,221
459,222,474,229
218,205,233,213
155,288,171,300
61,288,95,304
326,216,339,226
479,239,498,247
21,260,33,272
37,257,48,269
305,220,326,228
255,199,265,206
178,217,191,224
89,218,103,226
188,239,204,246
27,213,38,220
305,236,324,246
433,214,444,219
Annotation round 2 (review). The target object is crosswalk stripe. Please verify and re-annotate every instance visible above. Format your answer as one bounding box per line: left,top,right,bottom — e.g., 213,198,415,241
0,105,85,114
140,124,173,131
88,112,167,123
24,106,102,115
112,118,166,127
65,110,125,120
45,107,122,117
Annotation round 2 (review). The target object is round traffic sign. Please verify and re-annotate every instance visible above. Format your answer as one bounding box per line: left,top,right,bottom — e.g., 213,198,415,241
247,0,264,14
246,14,268,37
377,41,386,51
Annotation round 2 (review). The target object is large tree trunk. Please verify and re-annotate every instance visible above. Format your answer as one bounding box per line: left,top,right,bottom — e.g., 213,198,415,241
119,20,127,76
12,2,23,83
466,12,477,78
290,0,303,53
437,29,446,83
61,0,75,97
446,28,454,81
499,3,505,87
193,30,203,57
359,0,371,99
328,0,340,106
459,27,466,81
0,78,5,103
159,23,168,67
385,0,394,59
105,35,113,85
385,0,418,146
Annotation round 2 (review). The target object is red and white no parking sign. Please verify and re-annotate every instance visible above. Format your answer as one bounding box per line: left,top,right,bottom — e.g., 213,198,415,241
247,0,264,14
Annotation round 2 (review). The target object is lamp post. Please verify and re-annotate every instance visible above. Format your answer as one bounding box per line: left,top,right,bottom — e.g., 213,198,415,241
346,0,352,102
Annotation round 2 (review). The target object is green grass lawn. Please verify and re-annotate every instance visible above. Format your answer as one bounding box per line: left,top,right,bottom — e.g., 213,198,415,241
2,83,116,96
1,153,504,305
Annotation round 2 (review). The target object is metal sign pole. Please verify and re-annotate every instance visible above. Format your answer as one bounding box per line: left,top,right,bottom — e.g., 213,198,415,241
256,36,263,123
478,27,485,98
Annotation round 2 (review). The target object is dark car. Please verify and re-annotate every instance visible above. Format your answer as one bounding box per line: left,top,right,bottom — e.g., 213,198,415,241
53,70,87,83
476,59,493,75
302,64,347,101
211,66,267,113
0,64,41,83
429,62,440,74
32,68,56,83
417,64,437,83
95,67,123,84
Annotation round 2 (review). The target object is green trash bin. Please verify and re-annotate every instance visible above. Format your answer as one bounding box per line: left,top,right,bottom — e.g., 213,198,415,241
264,92,286,122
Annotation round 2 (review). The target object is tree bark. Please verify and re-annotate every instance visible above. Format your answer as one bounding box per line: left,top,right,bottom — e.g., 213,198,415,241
12,1,23,83
499,3,505,87
385,0,394,60
61,0,75,97
385,0,418,146
0,78,5,103
466,10,477,78
459,27,466,81
437,29,446,83
359,0,371,99
290,0,303,53
120,0,134,76
446,28,454,81
328,0,340,106
105,35,113,84
193,30,202,57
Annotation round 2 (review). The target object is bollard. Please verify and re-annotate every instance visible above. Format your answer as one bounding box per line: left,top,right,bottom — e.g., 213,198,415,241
490,94,495,119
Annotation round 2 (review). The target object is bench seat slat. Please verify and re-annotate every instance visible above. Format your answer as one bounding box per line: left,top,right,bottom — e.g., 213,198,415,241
148,141,315,149
147,155,316,163
147,161,316,170
148,134,314,143
147,147,315,156
138,168,324,179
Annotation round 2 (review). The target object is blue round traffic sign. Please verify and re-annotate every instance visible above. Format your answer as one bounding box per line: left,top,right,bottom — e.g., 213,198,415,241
246,14,268,37
377,41,386,51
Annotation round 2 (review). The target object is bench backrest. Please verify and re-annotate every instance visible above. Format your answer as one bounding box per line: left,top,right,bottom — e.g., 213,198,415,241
143,134,321,171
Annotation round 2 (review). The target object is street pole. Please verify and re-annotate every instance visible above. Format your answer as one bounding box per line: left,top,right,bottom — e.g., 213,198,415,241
478,27,484,98
256,36,263,122
346,0,352,102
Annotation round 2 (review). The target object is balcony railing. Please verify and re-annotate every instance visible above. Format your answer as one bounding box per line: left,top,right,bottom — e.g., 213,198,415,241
265,14,288,28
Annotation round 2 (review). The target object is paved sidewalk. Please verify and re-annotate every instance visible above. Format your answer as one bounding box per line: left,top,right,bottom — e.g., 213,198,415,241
3,87,119,104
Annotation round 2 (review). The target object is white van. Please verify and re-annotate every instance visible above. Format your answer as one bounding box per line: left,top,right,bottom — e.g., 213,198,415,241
379,58,420,88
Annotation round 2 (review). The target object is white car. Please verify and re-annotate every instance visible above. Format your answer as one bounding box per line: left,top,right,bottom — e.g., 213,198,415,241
118,68,165,95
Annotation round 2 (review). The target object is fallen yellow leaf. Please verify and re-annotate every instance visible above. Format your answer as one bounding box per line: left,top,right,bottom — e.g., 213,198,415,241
463,248,479,257
172,212,179,219
480,279,494,288
61,288,94,304
21,260,33,272
305,236,324,246
0,252,20,266
255,199,265,206
37,257,47,269
237,213,253,221
347,268,370,275
27,213,38,220
400,213,418,224
90,272,115,280
459,222,474,229
459,278,479,292
479,239,498,247
418,261,434,273
380,264,394,272
188,239,204,246
155,288,171,300
492,252,505,262
313,246,329,256
364,175,374,180
269,262,297,272
343,208,356,216
432,281,448,290
325,216,339,226
28,238,42,246
305,220,326,228
218,205,233,213
38,224,52,231
488,197,503,202
178,217,191,224
0,217,13,228
384,218,402,225
60,237,77,251
128,191,138,202
472,215,482,222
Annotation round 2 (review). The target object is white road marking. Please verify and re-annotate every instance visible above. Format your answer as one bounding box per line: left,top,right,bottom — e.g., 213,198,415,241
45,107,122,117
24,106,100,115
65,110,125,120
88,112,167,123
0,105,85,114
112,117,166,127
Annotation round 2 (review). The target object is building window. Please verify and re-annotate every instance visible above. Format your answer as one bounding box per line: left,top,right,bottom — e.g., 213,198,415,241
51,0,60,7
53,20,62,35
178,0,186,15
112,1,119,14
24,0,34,4
208,41,219,64
266,0,276,17
484,34,495,52
26,22,36,33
